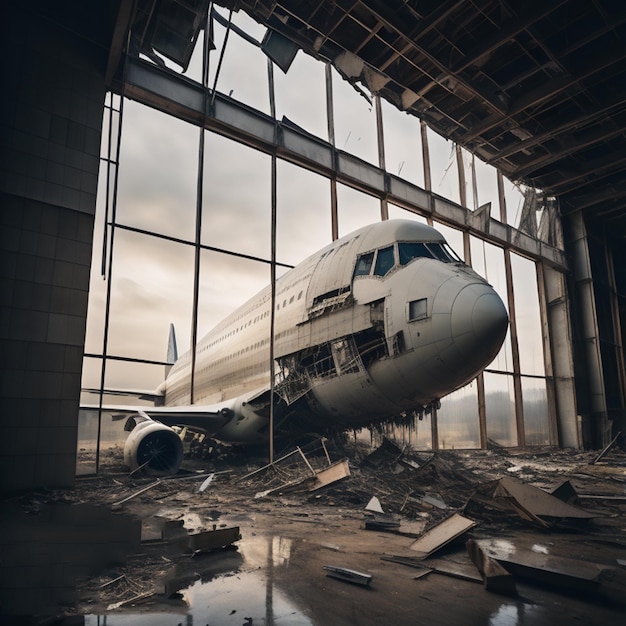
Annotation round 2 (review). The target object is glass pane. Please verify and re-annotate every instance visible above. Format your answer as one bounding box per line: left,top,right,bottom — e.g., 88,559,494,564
331,67,378,164
116,100,198,242
484,372,517,446
381,99,425,187
511,253,546,375
437,382,480,449
387,204,428,223
337,184,381,237
502,177,525,228
208,11,269,114
433,222,464,261
470,236,513,372
76,409,128,475
84,161,109,354
274,53,328,140
374,246,395,276
474,154,500,221
107,229,195,360
426,127,459,203
202,132,271,260
277,160,332,266
521,376,550,445
197,249,270,340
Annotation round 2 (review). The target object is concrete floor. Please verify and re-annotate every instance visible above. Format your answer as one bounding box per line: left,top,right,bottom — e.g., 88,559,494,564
2,444,626,625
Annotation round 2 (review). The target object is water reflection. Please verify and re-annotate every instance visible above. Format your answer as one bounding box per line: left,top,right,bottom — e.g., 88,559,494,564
489,601,541,626
87,535,313,626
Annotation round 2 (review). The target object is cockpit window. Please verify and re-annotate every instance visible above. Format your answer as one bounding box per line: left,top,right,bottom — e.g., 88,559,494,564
374,245,395,276
354,251,374,277
398,241,462,265
398,242,435,265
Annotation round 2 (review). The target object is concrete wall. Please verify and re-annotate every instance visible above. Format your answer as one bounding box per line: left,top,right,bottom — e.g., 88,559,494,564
0,4,107,492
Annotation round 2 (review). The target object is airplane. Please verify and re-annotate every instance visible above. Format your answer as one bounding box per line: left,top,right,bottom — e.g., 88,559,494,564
110,219,508,474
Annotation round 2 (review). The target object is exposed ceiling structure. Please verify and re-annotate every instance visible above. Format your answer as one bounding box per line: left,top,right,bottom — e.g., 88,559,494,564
112,0,626,240
209,0,626,240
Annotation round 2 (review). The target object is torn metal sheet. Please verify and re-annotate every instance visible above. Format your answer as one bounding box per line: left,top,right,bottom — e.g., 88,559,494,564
467,538,517,596
409,513,477,559
365,496,384,513
494,476,596,523
549,479,578,504
474,538,618,594
472,476,596,527
381,555,482,583
323,565,372,586
184,526,241,554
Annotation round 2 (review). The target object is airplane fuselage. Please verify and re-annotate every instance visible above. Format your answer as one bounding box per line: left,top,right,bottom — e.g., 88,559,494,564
160,219,508,443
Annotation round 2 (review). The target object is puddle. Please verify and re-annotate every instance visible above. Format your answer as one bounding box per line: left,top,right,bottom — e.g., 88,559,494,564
87,534,313,625
489,602,541,626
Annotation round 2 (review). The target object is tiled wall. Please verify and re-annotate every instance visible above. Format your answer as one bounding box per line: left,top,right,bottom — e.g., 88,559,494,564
0,5,105,492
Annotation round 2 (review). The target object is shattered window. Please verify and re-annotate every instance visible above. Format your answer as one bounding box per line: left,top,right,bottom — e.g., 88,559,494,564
374,246,395,276
354,251,374,277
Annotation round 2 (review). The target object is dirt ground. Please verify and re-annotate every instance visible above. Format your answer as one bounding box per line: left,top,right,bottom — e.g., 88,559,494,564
5,438,626,625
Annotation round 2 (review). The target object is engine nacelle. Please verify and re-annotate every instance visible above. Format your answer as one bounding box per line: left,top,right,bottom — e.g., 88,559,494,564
124,416,184,475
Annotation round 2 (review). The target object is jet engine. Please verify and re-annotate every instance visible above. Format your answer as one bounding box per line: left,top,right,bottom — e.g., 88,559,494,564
123,415,184,475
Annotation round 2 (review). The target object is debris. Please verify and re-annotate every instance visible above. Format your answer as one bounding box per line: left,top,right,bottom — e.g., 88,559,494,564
100,575,126,589
466,539,517,596
255,459,350,496
365,496,384,513
323,565,372,586
590,430,622,465
309,458,350,491
409,513,477,559
412,569,432,580
473,538,618,595
364,518,401,532
420,494,447,509
198,473,215,492
470,476,596,528
112,480,161,507
381,555,482,583
107,590,155,610
361,438,404,468
185,526,241,554
549,479,578,504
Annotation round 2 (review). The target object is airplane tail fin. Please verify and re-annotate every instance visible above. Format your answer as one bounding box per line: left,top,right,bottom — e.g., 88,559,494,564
165,323,178,377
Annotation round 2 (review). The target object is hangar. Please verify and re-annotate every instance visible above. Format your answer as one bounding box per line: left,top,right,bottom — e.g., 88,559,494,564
1,0,625,492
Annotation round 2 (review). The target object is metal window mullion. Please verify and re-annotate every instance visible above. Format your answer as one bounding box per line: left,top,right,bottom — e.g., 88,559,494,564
504,248,525,446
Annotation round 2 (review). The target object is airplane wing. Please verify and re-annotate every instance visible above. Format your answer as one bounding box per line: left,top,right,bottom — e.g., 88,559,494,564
81,385,274,474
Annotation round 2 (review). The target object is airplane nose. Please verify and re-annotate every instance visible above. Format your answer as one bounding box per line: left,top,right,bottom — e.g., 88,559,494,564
450,283,508,366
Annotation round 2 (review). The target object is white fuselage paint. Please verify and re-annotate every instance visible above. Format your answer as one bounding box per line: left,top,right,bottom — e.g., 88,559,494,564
161,220,508,441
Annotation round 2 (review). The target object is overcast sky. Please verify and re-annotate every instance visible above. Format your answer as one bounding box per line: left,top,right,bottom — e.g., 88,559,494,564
82,8,535,396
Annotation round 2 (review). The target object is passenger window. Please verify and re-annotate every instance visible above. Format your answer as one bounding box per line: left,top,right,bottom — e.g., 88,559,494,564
354,251,374,277
374,246,395,276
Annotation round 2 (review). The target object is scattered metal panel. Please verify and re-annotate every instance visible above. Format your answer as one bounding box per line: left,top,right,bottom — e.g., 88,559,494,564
467,538,517,596
409,513,477,559
489,476,596,524
323,565,372,586
185,526,241,553
473,538,618,595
